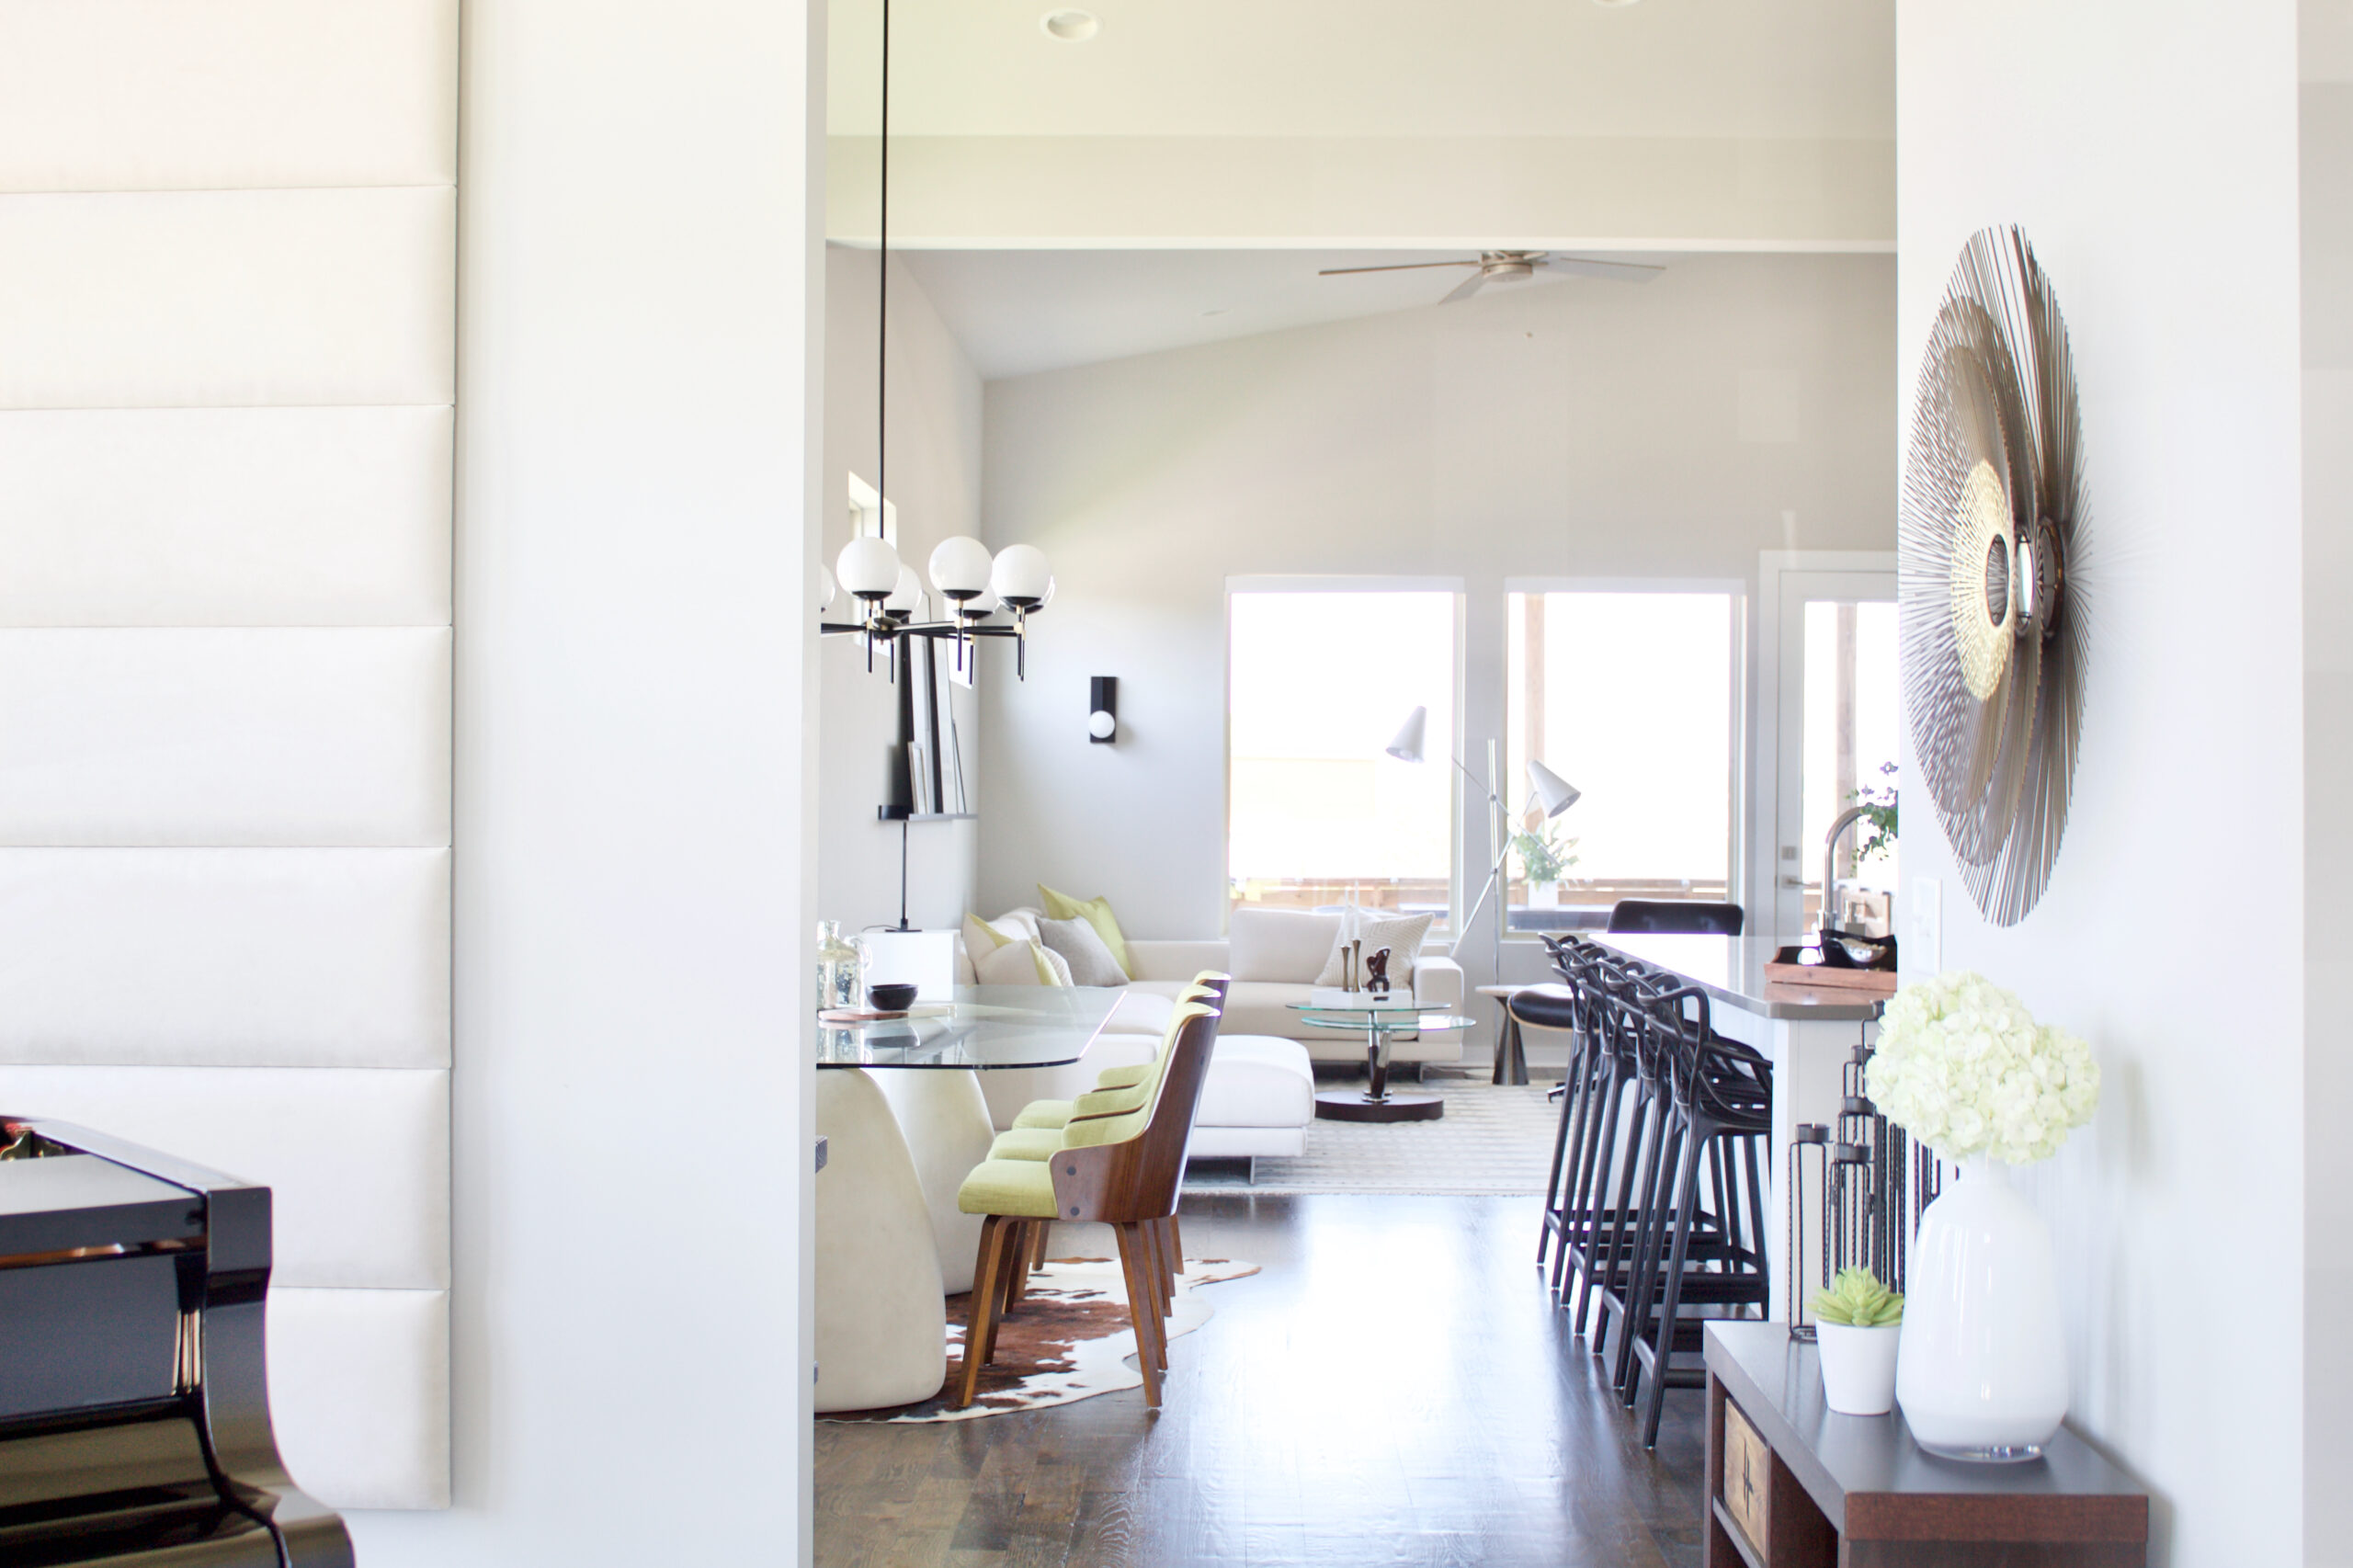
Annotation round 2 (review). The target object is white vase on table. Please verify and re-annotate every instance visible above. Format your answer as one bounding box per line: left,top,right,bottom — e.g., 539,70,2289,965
1894,1158,2068,1460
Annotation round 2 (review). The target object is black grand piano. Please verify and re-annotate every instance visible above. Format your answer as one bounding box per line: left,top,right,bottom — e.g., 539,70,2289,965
0,1118,350,1567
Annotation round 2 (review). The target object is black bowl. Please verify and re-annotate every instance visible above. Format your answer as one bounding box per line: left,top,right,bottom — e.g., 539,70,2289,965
866,983,919,1013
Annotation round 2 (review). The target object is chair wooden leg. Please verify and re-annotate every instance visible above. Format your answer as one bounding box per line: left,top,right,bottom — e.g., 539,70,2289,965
953,1215,1014,1409
1155,1219,1176,1311
1031,1218,1052,1272
1002,1221,1032,1310
1167,1214,1186,1278
1114,1222,1165,1408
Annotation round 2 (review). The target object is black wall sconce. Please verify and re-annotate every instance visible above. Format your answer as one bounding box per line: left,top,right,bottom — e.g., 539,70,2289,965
1088,676,1118,744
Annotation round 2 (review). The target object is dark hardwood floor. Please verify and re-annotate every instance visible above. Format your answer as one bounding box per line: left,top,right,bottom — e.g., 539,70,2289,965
815,1193,1706,1568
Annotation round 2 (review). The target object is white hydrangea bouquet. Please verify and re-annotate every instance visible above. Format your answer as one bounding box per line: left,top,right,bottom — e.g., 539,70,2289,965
1866,971,2099,1165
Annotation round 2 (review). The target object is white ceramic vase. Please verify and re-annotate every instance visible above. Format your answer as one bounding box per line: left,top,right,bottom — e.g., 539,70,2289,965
1816,1323,1901,1415
1894,1159,2068,1460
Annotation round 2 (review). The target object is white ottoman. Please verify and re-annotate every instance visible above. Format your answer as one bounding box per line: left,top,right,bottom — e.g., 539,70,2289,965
1188,1034,1315,1179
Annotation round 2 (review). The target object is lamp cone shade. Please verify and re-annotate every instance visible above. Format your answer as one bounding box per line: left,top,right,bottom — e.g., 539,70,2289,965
1528,758,1580,818
1386,707,1428,763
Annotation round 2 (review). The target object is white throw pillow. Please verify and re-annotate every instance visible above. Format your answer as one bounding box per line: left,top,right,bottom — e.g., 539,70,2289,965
974,937,1071,986
1313,911,1432,989
1039,915,1128,987
1227,905,1344,983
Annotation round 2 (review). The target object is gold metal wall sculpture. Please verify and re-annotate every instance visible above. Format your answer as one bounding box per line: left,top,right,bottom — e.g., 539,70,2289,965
1901,227,2086,926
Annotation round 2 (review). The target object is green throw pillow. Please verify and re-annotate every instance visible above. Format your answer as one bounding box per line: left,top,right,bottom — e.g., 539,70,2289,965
1037,884,1131,979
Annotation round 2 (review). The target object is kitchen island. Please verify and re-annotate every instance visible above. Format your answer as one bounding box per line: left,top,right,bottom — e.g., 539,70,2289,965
1594,933,1884,1322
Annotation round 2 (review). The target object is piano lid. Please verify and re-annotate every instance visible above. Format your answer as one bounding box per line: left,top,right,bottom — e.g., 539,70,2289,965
0,1155,203,1259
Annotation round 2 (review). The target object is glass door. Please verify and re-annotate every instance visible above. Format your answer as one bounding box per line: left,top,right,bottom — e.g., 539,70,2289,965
1770,569,1899,948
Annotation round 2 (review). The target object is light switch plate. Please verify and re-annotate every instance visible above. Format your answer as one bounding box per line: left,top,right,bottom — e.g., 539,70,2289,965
1905,879,1942,975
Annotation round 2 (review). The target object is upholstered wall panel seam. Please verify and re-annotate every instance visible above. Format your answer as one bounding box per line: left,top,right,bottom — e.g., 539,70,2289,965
0,846,449,1069
0,187,455,409
266,1285,450,1510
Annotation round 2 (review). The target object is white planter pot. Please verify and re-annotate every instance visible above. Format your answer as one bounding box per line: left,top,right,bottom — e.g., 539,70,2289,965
1894,1159,2069,1460
1816,1322,1901,1415
1527,881,1559,908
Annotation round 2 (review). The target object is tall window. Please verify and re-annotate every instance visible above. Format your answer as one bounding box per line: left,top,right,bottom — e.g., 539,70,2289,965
1228,589,1457,925
1506,589,1736,930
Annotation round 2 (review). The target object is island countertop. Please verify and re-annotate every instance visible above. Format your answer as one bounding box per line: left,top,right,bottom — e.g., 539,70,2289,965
1592,933,1885,1022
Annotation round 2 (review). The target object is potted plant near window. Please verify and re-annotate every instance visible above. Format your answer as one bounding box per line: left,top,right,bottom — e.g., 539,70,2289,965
1510,824,1579,909
1810,1267,1903,1415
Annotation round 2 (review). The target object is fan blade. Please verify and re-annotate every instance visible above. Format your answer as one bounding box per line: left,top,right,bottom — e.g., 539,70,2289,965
1438,270,1488,305
1540,256,1665,283
1318,260,1480,277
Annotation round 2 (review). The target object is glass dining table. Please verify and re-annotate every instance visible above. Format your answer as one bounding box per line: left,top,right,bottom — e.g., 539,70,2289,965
814,985,1120,1414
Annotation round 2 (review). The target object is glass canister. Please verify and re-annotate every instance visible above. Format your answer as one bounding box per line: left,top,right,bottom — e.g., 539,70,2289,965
815,920,863,1012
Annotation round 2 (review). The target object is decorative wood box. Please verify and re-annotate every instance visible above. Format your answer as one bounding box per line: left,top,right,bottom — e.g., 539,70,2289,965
1712,1392,1836,1566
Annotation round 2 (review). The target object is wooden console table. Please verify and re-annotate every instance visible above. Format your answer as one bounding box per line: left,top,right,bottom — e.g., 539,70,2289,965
1704,1323,2148,1567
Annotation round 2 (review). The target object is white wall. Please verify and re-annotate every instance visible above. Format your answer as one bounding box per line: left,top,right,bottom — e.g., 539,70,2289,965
2306,0,2353,1558
975,253,1895,966
820,247,984,935
351,1,823,1562
1896,5,2306,1563
0,0,455,1512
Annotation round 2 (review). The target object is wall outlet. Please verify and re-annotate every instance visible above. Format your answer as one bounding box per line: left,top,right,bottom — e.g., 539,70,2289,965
1905,879,1942,975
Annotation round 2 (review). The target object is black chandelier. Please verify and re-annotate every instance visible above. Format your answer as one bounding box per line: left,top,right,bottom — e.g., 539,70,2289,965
819,0,1050,682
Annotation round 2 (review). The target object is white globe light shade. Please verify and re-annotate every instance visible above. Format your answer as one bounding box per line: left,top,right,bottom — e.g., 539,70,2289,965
1087,709,1118,740
928,536,994,598
990,542,1053,605
884,562,923,614
836,535,900,598
819,563,837,611
961,585,1000,617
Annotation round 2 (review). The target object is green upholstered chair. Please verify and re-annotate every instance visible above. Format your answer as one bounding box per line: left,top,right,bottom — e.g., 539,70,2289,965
1007,971,1231,1134
951,1000,1223,1409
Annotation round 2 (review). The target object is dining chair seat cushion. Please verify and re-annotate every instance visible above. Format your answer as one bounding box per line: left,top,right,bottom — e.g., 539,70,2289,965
986,1127,1066,1162
1095,1062,1154,1090
1012,1098,1076,1130
955,1158,1061,1219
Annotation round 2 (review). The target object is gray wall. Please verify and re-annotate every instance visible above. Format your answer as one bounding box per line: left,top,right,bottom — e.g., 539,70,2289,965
975,252,1897,967
1898,2,2305,1562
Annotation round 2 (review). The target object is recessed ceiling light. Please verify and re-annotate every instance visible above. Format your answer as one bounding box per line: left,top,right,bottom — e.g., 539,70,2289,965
1041,9,1099,41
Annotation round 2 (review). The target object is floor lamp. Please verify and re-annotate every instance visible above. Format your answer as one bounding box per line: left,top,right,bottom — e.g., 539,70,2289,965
1385,707,1580,985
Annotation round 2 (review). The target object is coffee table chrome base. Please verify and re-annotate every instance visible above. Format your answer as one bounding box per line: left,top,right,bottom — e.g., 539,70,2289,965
1312,1022,1447,1122
1314,1088,1445,1123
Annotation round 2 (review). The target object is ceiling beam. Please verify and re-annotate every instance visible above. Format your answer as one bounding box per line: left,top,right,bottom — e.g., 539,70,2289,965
828,134,1893,252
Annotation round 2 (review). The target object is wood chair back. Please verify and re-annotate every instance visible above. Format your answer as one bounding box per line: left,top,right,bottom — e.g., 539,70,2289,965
1050,1003,1222,1227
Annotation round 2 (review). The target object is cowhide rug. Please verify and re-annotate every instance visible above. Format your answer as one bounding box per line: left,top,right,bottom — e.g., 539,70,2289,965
821,1254,1258,1423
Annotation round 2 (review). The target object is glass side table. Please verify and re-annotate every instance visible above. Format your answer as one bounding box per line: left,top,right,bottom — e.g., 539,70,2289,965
1290,996,1476,1122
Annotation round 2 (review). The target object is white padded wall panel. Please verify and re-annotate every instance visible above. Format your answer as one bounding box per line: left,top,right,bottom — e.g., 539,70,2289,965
0,407,452,626
268,1289,449,1510
0,187,455,409
1,0,458,1515
0,0,456,194
0,630,450,844
0,1067,447,1290
0,848,449,1069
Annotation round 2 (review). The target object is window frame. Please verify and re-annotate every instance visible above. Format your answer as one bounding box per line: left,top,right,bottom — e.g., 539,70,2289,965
1500,576,1749,940
1222,575,1468,938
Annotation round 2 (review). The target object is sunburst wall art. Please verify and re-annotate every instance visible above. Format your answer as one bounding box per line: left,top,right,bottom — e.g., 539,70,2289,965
1901,227,2087,927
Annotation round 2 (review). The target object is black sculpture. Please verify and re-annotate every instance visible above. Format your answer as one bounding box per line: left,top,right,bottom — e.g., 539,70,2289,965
1364,947,1392,997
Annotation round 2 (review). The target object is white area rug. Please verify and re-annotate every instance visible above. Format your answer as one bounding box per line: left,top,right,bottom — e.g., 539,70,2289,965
1186,1078,1561,1196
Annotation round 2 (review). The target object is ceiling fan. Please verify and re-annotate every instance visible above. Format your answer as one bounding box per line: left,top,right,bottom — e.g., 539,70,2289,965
1319,249,1665,305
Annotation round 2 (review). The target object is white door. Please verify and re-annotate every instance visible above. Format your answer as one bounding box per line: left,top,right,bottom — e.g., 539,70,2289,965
1762,564,1899,949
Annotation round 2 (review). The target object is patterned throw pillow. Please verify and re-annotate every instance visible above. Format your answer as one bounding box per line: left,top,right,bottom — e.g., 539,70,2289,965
1039,915,1129,987
1036,885,1132,979
1313,911,1434,989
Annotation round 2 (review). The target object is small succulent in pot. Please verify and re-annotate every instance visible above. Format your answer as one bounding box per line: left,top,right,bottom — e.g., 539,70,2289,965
1811,1268,1904,1415
1811,1267,1904,1328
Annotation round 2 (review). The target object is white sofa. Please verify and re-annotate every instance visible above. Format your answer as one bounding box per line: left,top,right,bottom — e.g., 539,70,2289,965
961,907,1465,1163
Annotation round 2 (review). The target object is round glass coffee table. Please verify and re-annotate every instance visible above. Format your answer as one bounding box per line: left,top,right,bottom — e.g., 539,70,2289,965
1290,995,1477,1122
